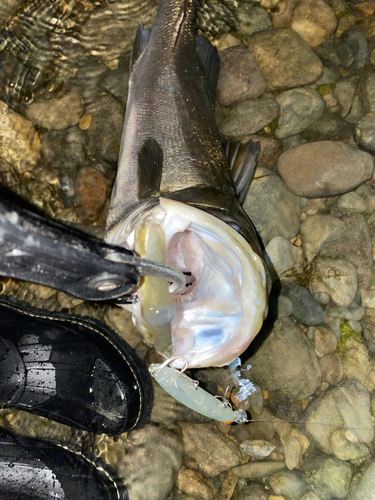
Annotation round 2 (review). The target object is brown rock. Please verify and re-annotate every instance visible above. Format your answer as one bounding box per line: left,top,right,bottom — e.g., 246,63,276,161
75,167,107,224
315,326,337,356
319,353,344,385
0,100,41,173
104,306,142,349
175,467,214,500
278,141,374,198
217,46,266,107
291,0,337,48
248,29,323,91
362,309,375,353
25,92,84,130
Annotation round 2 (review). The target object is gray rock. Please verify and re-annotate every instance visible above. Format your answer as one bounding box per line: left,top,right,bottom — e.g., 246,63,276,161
278,141,374,198
349,461,375,500
25,92,84,130
243,167,301,246
237,5,272,37
41,126,88,174
275,88,326,139
300,493,322,500
365,71,375,113
240,439,276,459
300,214,346,262
86,93,125,163
59,176,75,207
325,303,365,321
180,423,242,477
119,424,184,500
268,469,308,500
217,98,279,137
337,192,367,213
314,325,337,355
282,283,325,326
217,46,266,107
290,0,337,48
301,114,355,142
333,76,367,123
356,112,375,154
315,37,341,67
232,461,286,479
316,66,340,86
304,456,353,500
310,257,358,307
361,309,375,353
264,236,303,282
232,483,270,500
268,294,294,318
330,429,370,461
361,289,375,309
243,317,321,399
321,214,373,289
248,29,323,91
282,134,308,151
338,31,369,71
303,379,374,454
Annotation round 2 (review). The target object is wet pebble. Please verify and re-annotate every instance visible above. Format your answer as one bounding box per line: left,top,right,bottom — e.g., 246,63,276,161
86,93,125,163
179,423,242,477
41,126,88,174
320,214,373,289
264,236,303,283
325,303,365,321
278,141,374,198
301,114,355,142
350,460,375,500
356,112,375,154
275,88,325,139
281,283,325,326
243,167,301,246
217,46,266,107
232,461,286,480
217,98,279,137
232,483,269,500
303,379,374,454
25,92,84,130
333,76,366,124
75,167,107,224
329,429,370,462
268,469,308,500
338,31,369,71
240,440,276,460
248,29,323,91
361,309,375,353
175,467,214,500
361,290,375,309
337,192,367,213
0,100,41,173
314,326,337,355
300,214,346,263
290,0,337,48
310,257,358,307
243,317,321,399
59,176,75,207
319,352,344,385
268,294,294,318
237,4,272,37
304,456,353,500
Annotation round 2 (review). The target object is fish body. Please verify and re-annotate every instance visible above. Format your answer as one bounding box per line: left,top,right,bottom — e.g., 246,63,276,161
106,0,268,369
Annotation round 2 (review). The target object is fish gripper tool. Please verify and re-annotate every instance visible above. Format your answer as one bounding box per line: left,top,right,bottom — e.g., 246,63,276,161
0,187,185,301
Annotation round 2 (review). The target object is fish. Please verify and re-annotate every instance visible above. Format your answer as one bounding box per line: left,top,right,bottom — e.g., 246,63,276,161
105,0,269,370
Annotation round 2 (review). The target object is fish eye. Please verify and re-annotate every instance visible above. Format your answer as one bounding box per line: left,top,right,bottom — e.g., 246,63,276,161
228,222,242,232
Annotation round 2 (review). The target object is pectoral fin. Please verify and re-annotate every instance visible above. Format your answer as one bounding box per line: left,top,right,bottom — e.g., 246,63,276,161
137,138,163,199
224,138,261,204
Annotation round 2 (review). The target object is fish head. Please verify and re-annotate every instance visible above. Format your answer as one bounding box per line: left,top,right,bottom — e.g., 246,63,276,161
106,197,268,369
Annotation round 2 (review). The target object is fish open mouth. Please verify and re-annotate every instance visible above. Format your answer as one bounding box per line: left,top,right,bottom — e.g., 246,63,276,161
106,198,268,369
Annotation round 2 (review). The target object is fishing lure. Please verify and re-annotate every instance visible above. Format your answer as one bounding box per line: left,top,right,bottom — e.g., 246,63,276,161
149,358,248,424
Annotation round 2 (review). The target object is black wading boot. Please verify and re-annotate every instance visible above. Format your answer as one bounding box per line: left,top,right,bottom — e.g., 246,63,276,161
0,428,127,500
0,296,153,434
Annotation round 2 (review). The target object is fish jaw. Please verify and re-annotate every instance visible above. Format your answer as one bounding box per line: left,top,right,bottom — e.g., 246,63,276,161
105,197,268,369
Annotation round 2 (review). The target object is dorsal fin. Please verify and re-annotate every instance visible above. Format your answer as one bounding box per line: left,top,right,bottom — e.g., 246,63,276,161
224,138,261,204
130,23,151,73
196,35,220,108
137,138,163,199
